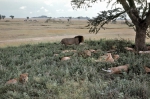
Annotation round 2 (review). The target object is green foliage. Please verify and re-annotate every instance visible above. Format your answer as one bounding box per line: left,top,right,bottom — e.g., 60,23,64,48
87,8,126,33
0,39,150,99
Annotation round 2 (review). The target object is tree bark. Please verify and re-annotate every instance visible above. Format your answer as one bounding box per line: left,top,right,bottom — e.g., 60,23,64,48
119,0,149,51
135,26,147,51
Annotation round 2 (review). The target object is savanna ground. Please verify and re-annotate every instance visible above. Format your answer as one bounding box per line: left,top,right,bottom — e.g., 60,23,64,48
0,18,150,99
0,18,137,47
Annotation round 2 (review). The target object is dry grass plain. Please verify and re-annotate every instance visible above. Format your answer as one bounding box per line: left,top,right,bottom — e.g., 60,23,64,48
0,18,148,47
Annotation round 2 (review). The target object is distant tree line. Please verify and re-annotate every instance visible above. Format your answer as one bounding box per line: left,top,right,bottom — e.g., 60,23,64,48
0,14,15,20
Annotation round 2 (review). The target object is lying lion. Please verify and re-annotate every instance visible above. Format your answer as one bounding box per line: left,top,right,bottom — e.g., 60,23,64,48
102,65,150,74
144,66,150,73
102,64,129,74
6,73,28,85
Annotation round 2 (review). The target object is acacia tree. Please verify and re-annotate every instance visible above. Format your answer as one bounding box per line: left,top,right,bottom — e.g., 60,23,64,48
10,15,14,19
2,15,6,19
71,0,150,51
27,17,29,20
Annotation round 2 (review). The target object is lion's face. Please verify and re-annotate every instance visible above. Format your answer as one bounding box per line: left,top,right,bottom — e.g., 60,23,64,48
19,73,28,84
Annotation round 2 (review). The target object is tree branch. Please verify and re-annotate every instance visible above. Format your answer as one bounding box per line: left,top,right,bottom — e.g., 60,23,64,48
142,1,148,20
71,0,97,9
127,0,140,18
118,0,139,25
145,3,150,25
124,18,136,31
127,0,136,8
87,8,126,34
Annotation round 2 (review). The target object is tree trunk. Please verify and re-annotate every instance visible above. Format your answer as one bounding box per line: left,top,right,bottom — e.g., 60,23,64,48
135,26,147,51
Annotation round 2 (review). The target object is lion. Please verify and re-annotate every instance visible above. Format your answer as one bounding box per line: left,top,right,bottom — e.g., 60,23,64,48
61,57,71,61
5,73,28,85
102,64,129,74
78,50,91,58
113,54,119,60
105,53,114,63
61,35,84,46
102,65,150,74
144,66,150,73
19,73,28,84
5,78,18,85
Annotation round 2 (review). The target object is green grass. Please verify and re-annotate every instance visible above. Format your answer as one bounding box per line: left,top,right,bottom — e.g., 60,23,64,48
0,39,150,99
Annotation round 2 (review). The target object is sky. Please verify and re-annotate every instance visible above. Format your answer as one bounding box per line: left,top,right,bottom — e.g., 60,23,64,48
0,0,114,18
